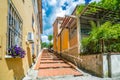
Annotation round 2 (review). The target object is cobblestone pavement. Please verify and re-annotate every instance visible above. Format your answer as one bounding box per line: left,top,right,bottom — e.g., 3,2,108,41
23,49,120,80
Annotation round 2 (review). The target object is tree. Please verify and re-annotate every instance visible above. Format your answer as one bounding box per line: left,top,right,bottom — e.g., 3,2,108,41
41,42,48,48
48,35,53,49
48,35,53,42
48,42,53,49
82,21,120,54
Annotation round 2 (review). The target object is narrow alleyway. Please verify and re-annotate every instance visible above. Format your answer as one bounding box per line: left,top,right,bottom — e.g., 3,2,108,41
23,49,117,80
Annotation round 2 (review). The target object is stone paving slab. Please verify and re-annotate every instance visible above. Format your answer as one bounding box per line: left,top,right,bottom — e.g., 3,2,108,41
39,63,72,69
40,60,65,63
38,68,82,77
41,58,61,60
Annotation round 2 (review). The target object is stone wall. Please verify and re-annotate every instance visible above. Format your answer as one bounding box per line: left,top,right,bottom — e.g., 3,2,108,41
61,53,103,77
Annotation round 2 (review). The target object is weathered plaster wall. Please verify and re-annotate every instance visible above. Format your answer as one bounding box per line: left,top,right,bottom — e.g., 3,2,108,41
61,53,103,77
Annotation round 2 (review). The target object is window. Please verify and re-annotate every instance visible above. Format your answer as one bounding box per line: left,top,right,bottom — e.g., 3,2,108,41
8,1,23,49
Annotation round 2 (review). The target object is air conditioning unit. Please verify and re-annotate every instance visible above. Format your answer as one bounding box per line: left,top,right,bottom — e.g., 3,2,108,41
27,32,34,43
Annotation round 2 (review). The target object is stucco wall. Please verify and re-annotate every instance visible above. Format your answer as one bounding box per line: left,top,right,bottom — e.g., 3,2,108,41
57,35,61,53
103,54,120,77
61,28,69,53
0,0,41,80
0,0,14,80
111,54,120,77
6,58,25,80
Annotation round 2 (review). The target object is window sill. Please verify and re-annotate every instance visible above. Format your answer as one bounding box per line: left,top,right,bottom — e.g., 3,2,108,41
5,55,21,59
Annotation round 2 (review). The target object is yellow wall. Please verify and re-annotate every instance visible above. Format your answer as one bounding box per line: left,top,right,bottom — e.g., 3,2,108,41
61,28,69,53
0,0,14,80
53,21,58,52
57,35,61,53
0,0,41,80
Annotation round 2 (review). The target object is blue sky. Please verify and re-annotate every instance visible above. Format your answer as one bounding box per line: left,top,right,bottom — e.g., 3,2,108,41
41,0,100,43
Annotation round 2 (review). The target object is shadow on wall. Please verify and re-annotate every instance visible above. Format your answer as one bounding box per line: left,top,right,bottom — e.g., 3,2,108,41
27,46,32,67
6,58,25,80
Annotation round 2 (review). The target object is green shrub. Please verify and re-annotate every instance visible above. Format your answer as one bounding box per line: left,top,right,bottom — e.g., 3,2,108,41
82,21,120,54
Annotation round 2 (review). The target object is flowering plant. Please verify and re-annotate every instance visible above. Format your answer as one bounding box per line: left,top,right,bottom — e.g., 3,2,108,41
8,45,26,58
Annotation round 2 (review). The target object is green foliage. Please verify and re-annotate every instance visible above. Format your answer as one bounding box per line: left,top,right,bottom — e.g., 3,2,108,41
76,4,85,15
48,42,53,49
47,35,53,49
76,0,120,15
48,35,53,42
76,0,120,54
82,21,120,54
41,42,48,48
97,0,120,11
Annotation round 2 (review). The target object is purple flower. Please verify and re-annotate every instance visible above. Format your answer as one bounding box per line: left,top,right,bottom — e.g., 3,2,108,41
8,45,26,58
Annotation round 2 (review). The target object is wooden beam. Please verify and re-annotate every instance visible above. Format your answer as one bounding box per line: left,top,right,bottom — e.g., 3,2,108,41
81,16,99,20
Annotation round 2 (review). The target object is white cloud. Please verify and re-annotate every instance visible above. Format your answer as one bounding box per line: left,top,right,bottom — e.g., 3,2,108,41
43,28,53,35
41,34,49,43
42,0,85,37
42,9,46,17
42,0,99,43
47,0,57,6
52,0,84,20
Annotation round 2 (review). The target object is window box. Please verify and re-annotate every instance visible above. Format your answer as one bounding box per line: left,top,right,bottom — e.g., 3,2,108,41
7,45,26,58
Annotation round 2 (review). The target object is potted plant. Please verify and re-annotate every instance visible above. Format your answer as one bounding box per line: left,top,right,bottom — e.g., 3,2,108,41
8,45,26,58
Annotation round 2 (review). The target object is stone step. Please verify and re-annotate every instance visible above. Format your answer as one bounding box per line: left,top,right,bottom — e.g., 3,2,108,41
38,68,83,77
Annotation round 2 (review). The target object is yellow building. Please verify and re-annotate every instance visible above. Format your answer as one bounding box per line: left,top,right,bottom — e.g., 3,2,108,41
60,17,70,54
53,17,64,53
0,0,42,80
53,17,70,54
